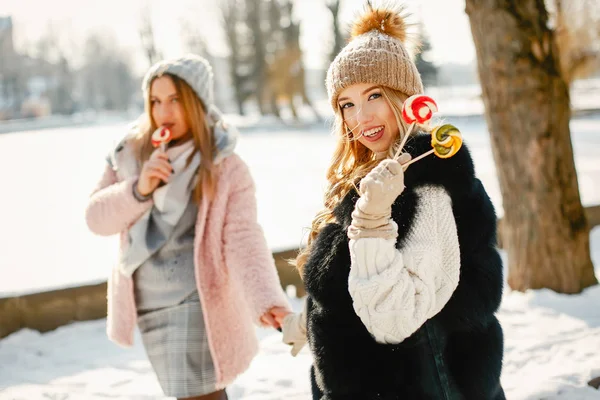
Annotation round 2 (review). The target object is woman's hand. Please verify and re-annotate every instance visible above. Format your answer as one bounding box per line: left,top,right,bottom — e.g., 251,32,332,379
356,153,411,216
348,154,411,240
137,149,173,196
260,306,291,330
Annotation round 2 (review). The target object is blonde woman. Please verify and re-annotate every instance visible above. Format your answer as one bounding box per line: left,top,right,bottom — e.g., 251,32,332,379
282,4,505,399
85,55,291,400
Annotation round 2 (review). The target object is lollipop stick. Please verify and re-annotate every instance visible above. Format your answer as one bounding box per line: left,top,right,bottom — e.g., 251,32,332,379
401,149,434,170
160,142,167,152
393,122,416,159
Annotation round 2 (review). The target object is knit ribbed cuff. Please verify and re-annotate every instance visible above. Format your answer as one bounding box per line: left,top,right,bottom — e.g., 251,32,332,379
132,179,153,202
348,207,398,240
351,207,391,229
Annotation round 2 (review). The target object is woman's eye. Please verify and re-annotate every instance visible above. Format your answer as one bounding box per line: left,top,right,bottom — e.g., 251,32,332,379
172,98,179,103
369,93,382,100
340,102,353,109
150,100,158,106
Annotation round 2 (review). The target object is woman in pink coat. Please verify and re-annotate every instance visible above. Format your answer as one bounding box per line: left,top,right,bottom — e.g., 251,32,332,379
85,54,291,400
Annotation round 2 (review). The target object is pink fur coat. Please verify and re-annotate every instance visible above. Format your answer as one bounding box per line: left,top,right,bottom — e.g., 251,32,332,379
85,144,290,388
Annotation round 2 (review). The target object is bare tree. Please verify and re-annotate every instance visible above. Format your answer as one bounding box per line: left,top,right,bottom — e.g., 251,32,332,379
246,0,268,114
139,4,162,67
179,13,209,58
33,25,75,114
265,0,284,60
326,0,345,62
0,17,27,118
465,0,597,293
80,34,136,111
263,0,321,121
220,0,320,120
220,0,254,114
50,56,75,114
414,23,438,87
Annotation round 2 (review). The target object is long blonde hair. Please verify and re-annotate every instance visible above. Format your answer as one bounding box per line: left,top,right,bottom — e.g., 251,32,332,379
133,73,216,203
295,85,426,273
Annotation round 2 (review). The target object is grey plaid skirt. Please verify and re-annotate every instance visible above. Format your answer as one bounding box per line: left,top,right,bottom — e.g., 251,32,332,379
137,291,217,397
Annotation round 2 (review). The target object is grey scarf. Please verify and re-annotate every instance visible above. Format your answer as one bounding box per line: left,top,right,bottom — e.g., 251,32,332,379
115,106,238,277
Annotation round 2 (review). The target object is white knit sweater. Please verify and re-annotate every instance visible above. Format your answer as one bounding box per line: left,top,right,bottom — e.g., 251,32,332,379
348,185,460,344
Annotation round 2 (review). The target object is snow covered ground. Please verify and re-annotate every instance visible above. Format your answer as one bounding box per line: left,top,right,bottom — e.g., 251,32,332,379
0,232,599,399
0,111,599,399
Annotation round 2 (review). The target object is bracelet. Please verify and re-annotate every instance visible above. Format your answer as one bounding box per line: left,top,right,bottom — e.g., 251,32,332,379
132,179,153,202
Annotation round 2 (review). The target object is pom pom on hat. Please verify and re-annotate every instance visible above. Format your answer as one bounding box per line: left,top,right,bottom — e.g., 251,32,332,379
351,2,408,42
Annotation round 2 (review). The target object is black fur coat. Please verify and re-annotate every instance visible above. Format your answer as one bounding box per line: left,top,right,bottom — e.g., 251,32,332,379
303,134,506,400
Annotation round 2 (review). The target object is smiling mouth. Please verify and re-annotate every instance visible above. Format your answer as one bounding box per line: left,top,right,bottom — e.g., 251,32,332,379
362,126,384,137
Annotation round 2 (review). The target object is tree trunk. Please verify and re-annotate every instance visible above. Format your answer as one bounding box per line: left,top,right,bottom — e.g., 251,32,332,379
465,0,597,293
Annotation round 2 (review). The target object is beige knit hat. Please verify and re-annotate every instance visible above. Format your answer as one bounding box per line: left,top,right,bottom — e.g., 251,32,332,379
326,3,424,111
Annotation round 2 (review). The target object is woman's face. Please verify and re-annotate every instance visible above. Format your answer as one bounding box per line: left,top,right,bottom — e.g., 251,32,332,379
150,76,189,140
338,83,400,154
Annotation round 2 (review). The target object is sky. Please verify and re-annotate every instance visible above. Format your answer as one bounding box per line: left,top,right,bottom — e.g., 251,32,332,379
1,0,476,74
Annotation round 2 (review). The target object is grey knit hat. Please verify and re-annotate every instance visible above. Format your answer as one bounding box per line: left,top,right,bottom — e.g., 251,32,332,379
142,54,214,108
326,4,424,111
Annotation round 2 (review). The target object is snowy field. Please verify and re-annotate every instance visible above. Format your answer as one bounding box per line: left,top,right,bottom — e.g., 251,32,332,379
0,114,599,296
1,112,600,399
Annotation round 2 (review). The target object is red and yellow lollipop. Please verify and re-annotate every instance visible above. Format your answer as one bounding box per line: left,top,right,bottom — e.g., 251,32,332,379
402,124,463,168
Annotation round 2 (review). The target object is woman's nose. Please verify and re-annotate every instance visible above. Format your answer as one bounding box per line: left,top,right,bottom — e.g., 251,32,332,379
155,103,173,120
355,106,373,125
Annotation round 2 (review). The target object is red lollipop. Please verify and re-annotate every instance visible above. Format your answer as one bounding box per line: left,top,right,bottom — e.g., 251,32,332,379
151,126,173,152
394,94,439,160
401,95,438,125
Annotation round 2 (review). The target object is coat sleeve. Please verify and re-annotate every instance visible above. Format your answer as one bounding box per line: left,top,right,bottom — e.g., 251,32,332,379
302,220,352,307
85,163,153,236
222,157,291,323
347,186,460,344
436,178,504,332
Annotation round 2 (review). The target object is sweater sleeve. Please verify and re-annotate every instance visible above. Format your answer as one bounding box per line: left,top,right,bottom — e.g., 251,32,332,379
347,186,460,344
85,163,154,236
222,156,290,323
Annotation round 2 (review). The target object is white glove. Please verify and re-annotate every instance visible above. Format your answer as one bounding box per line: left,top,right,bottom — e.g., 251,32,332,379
281,302,307,357
355,154,410,217
348,154,410,240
